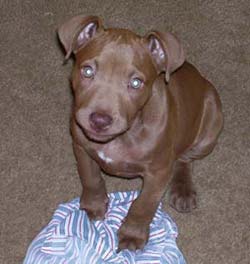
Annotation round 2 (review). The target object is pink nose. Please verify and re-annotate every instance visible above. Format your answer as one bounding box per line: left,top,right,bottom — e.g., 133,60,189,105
89,112,113,131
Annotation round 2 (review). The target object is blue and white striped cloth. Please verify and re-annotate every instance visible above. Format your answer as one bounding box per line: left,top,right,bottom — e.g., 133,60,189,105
24,191,186,264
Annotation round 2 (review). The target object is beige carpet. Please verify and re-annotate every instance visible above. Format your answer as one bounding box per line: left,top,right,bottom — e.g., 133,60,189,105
1,0,249,263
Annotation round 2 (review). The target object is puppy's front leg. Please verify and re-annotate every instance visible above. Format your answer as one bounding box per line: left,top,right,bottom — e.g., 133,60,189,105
73,142,108,220
118,166,173,251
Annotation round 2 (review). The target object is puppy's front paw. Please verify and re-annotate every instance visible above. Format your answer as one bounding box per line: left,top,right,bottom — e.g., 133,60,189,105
117,219,149,252
80,189,108,220
169,183,197,213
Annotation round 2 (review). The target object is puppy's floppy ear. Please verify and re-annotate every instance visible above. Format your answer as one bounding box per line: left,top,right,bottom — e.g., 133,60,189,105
58,15,103,60
146,31,185,82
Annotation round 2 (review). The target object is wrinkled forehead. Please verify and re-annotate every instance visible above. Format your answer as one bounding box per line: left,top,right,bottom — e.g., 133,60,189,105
76,29,155,74
98,42,140,65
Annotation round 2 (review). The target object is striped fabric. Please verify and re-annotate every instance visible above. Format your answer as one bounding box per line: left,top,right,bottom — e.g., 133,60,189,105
24,191,186,264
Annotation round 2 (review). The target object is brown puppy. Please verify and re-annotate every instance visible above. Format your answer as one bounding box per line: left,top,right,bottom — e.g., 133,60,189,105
58,15,223,251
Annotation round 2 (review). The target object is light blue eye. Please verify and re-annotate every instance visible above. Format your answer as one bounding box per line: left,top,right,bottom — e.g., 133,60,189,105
82,66,94,78
130,78,142,89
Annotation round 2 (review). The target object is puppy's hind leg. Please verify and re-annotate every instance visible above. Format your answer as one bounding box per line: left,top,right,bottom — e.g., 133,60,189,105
169,161,197,213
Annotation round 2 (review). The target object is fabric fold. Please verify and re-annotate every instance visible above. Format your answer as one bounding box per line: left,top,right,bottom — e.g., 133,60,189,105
24,191,186,264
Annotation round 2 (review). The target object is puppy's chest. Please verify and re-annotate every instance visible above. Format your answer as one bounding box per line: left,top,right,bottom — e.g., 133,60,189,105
92,144,144,177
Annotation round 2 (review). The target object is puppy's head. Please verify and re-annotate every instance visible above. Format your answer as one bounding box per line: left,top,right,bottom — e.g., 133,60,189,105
58,15,185,143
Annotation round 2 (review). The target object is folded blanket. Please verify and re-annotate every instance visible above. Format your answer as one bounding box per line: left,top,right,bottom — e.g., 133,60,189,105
24,191,186,264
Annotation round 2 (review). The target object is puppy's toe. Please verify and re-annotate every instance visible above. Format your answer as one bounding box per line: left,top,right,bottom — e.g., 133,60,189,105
169,184,197,213
80,193,109,220
117,220,149,252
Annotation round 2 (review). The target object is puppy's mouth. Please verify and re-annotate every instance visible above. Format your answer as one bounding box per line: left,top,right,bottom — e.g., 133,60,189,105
83,129,117,143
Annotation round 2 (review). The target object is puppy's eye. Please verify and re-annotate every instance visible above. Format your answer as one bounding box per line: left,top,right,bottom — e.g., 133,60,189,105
81,66,94,78
130,78,143,89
